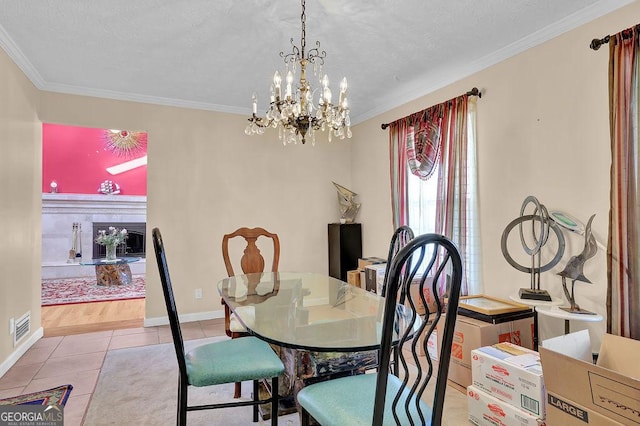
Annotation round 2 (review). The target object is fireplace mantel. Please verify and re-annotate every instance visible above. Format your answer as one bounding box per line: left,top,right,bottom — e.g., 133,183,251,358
42,193,147,279
43,193,146,215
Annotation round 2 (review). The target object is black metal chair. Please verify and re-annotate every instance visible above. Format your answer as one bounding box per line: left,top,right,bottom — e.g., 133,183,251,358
381,225,415,377
297,233,463,426
152,227,285,426
381,225,415,298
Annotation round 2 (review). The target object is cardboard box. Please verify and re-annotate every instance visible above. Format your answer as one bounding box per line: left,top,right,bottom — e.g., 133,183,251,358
426,326,439,360
357,256,386,271
438,315,535,388
467,385,545,426
539,331,640,426
471,343,545,418
544,396,622,426
408,276,439,315
346,270,361,287
364,263,386,294
415,315,440,358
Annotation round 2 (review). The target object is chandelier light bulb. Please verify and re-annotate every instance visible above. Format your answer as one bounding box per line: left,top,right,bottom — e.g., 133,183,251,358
286,70,294,98
273,71,282,97
324,87,332,104
340,77,348,93
338,77,348,106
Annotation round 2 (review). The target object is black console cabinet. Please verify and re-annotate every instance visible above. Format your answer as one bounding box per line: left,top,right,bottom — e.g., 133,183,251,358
328,223,362,281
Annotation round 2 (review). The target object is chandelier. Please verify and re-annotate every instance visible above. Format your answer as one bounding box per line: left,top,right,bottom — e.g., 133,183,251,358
245,0,352,145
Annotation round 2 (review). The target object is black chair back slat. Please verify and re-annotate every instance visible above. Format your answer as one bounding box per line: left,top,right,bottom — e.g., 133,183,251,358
382,225,415,297
373,233,463,426
152,228,188,382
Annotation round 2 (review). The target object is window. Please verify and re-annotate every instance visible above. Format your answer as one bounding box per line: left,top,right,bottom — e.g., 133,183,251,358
407,164,439,237
406,104,481,294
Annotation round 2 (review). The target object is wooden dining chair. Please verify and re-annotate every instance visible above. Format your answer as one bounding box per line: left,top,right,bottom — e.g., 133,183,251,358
221,226,280,398
152,228,284,426
297,233,464,426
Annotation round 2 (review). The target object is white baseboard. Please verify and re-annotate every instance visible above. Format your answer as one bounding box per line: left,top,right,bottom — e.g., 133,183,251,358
0,312,223,377
0,327,44,379
144,310,224,327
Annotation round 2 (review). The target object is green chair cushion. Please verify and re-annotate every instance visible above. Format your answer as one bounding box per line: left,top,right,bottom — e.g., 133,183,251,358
297,373,433,426
185,336,284,387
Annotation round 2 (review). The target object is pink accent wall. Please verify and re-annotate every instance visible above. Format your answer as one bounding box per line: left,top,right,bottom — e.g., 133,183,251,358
42,123,147,195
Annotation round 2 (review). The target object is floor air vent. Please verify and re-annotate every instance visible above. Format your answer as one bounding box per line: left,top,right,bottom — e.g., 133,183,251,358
14,311,30,346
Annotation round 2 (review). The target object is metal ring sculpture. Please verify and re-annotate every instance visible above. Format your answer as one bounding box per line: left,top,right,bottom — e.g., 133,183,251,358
518,196,549,256
501,197,565,277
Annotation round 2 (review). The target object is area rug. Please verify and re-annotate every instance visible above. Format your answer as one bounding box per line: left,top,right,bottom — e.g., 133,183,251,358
41,275,145,306
84,337,300,425
85,338,470,425
0,384,73,406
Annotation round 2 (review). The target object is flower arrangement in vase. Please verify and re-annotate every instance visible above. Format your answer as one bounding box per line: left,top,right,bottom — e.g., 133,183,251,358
95,227,128,260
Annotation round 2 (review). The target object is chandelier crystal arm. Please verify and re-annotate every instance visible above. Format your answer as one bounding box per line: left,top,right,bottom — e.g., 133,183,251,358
245,0,352,145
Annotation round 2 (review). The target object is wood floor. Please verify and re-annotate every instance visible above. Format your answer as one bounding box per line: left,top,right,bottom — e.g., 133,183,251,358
41,298,145,337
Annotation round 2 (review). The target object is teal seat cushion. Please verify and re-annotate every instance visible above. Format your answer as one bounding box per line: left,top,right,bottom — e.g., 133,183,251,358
297,373,433,426
185,336,284,387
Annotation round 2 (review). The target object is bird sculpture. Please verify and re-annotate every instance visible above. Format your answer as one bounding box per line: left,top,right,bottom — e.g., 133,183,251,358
332,182,361,223
557,214,597,313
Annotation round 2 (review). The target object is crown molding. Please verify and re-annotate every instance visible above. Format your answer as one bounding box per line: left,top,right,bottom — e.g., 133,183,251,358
0,0,634,123
351,0,636,125
40,82,249,115
0,23,46,88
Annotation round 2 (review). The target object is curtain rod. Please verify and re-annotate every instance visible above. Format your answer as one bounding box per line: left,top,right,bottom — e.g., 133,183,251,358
380,87,481,130
590,24,640,50
590,35,611,50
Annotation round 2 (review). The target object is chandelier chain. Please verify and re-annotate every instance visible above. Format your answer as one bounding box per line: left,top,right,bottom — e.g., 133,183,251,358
300,0,306,58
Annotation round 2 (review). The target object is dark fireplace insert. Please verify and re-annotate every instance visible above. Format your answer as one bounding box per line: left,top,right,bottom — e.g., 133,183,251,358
92,222,146,259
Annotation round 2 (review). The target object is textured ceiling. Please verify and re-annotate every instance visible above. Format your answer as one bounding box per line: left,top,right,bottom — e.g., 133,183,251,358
0,0,633,124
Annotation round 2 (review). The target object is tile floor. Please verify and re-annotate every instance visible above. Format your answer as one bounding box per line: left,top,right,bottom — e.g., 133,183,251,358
0,319,227,426
0,319,470,425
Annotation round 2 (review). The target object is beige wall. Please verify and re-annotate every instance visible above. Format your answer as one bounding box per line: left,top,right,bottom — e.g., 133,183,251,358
0,47,41,363
37,93,353,320
1,1,639,365
354,1,640,347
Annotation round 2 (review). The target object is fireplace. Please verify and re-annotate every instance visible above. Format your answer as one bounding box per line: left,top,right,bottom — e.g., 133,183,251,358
93,222,146,258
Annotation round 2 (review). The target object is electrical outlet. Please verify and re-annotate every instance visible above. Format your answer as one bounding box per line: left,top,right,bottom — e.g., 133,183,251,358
9,317,14,335
195,288,203,300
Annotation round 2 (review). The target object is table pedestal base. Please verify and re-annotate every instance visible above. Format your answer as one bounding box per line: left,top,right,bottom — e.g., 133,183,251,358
259,346,378,421
95,264,132,286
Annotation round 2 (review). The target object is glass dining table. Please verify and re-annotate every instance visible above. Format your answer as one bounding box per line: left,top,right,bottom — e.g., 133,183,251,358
217,271,418,352
217,271,418,417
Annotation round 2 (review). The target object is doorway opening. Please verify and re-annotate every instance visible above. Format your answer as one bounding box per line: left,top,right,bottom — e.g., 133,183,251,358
41,123,148,336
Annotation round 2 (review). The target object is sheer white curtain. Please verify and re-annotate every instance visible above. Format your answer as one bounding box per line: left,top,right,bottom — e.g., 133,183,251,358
406,97,481,295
